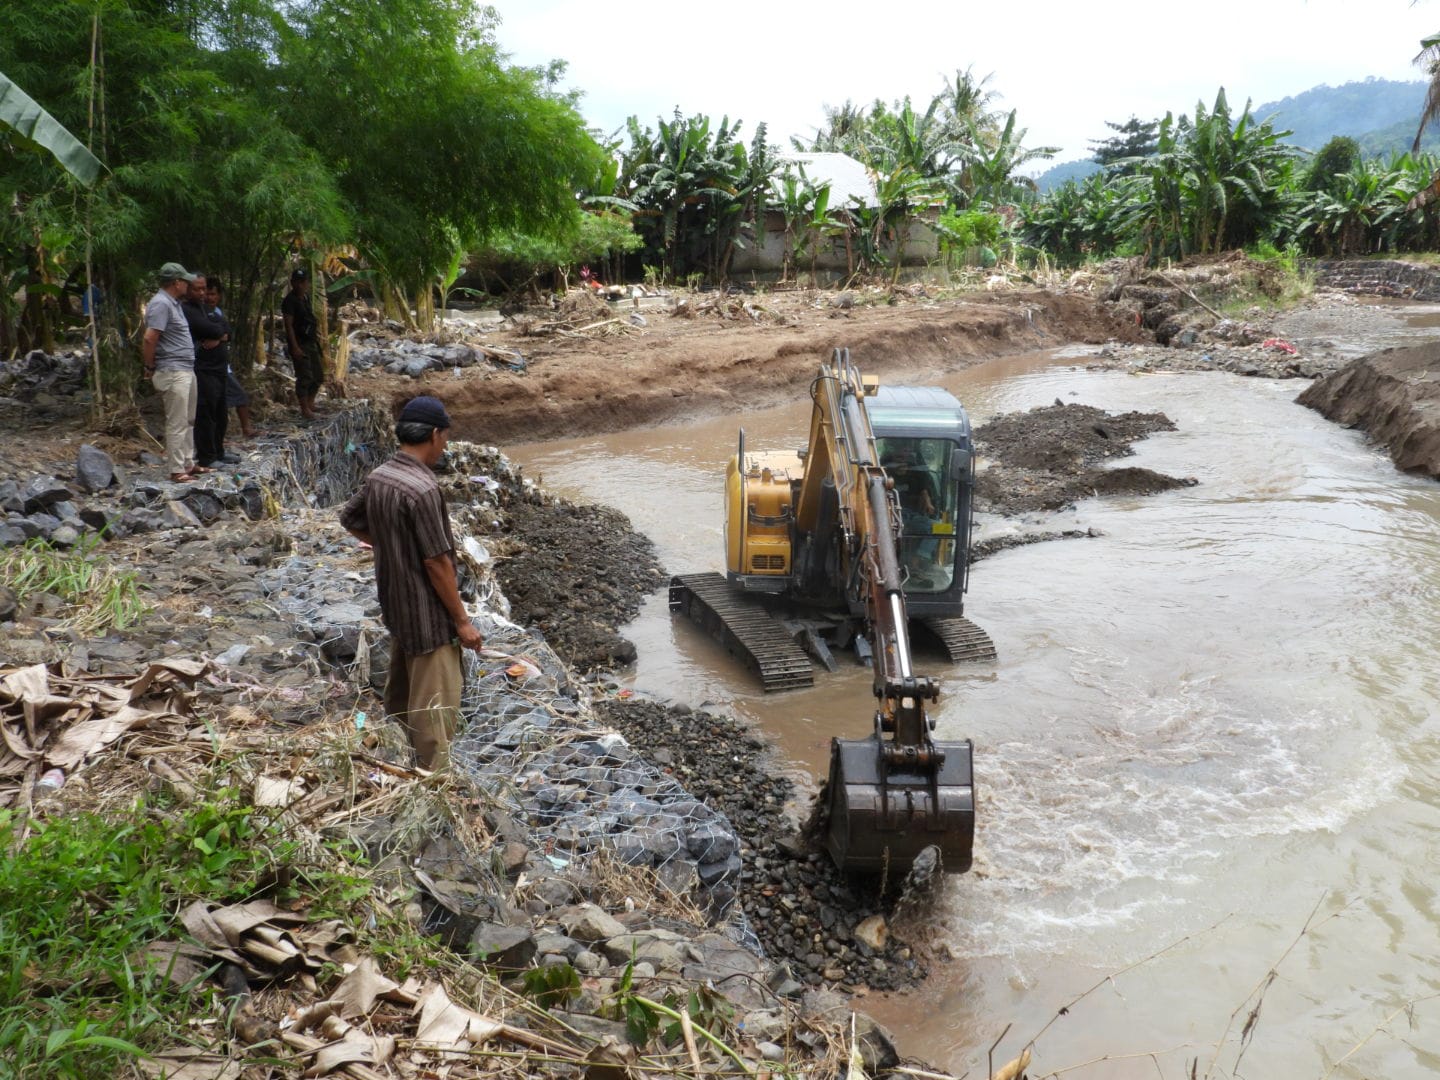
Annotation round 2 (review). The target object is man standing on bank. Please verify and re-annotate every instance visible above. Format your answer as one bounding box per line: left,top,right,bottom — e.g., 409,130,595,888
281,267,324,421
339,396,483,769
142,262,202,482
182,272,235,469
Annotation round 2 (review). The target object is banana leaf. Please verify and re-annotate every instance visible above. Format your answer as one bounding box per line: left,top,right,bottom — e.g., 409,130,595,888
0,70,103,186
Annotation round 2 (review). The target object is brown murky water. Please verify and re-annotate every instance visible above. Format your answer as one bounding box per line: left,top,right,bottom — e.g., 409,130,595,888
509,307,1440,1078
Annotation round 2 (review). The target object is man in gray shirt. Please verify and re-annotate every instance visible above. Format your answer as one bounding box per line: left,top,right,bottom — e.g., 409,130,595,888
142,262,210,482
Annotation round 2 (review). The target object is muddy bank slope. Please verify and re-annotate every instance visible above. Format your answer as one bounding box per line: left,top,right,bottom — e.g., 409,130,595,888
369,290,1143,445
1297,342,1440,479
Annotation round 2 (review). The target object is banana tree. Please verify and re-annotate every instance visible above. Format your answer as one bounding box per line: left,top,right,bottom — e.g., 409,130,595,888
625,110,742,282
773,166,833,282
0,70,102,186
867,163,946,281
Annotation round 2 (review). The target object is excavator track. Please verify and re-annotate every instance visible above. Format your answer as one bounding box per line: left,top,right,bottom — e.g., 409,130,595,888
922,616,998,664
668,573,814,692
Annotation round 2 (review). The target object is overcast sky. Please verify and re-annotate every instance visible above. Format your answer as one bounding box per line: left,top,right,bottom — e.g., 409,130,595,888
494,0,1437,169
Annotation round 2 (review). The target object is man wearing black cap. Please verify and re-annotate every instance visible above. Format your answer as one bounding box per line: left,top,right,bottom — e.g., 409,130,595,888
282,267,324,420
339,395,483,769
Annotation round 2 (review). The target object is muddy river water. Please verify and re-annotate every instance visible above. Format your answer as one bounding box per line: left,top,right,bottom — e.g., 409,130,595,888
508,310,1440,1077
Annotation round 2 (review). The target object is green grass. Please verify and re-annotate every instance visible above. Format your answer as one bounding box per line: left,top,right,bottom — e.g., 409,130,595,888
0,789,335,1077
0,535,147,633
0,807,212,1077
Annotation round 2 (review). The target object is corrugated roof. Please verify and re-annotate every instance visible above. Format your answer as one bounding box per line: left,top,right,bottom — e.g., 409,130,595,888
776,152,878,208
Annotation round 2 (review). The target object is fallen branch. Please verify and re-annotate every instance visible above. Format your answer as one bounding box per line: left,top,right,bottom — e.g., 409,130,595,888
1036,1043,1193,1078
679,1008,704,1074
573,317,621,333
1203,893,1357,1079
1157,272,1225,320
1021,916,1230,1057
1319,991,1440,1078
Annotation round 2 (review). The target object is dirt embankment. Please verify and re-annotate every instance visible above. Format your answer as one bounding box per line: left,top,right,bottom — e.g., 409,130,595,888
354,289,1145,445
1297,342,1440,479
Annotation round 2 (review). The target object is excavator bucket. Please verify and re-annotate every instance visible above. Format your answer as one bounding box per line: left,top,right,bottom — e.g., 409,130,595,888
824,734,975,876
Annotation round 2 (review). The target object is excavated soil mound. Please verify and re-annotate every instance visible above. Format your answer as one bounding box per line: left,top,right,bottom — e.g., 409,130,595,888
973,403,1195,514
1297,342,1440,479
492,499,667,670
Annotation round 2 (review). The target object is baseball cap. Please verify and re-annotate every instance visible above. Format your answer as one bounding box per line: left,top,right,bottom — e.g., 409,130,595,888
158,262,196,283
398,395,452,429
291,267,309,281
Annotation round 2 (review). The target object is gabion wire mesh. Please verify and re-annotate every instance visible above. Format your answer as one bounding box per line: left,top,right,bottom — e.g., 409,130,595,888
449,615,757,950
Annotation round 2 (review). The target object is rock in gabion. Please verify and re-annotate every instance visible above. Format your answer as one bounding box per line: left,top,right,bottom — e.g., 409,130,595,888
75,445,115,494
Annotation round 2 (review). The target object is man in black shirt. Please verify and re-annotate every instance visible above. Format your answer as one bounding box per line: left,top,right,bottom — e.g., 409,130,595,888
182,273,231,470
282,267,323,420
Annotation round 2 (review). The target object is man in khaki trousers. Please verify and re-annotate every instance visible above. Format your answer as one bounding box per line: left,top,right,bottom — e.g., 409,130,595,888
141,262,206,482
339,396,483,768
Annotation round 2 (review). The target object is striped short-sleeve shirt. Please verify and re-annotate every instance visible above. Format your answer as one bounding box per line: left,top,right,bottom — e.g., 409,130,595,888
339,451,457,656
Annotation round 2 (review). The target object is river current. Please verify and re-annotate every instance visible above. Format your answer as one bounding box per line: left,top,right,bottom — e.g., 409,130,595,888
508,313,1440,1078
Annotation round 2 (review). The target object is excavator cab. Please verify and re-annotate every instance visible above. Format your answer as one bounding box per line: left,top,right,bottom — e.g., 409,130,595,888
870,385,977,619
878,437,958,593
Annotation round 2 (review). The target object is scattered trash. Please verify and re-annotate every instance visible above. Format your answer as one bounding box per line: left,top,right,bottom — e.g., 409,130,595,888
215,643,251,667
1261,337,1298,354
354,710,367,730
35,767,65,793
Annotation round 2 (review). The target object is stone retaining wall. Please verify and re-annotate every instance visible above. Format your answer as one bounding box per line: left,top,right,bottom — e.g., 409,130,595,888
1311,258,1440,301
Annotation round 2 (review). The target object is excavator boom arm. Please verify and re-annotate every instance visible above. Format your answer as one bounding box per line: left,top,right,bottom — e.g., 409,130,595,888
807,349,974,877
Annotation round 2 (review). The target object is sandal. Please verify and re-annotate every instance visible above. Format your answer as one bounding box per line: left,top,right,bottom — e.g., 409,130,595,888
189,464,215,474
169,472,194,483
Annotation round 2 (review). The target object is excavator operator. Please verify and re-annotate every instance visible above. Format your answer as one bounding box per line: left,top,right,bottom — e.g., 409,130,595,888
882,443,943,579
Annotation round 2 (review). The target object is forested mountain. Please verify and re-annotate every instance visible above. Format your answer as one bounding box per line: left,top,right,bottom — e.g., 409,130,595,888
1254,77,1425,150
1034,159,1101,192
1035,77,1435,192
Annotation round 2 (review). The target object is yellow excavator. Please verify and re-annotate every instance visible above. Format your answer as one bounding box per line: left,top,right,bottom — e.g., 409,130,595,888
669,348,984,874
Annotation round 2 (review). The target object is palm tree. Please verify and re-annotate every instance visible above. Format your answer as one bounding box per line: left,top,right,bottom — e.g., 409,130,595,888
1413,33,1440,153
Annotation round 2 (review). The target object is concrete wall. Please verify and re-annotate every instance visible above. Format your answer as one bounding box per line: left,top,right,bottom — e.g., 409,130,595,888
730,210,942,280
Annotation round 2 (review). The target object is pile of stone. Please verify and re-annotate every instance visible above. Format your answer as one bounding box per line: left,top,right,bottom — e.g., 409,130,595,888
596,698,931,993
1089,340,1340,380
0,348,91,404
347,334,525,377
0,446,267,549
453,660,748,923
0,405,392,550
